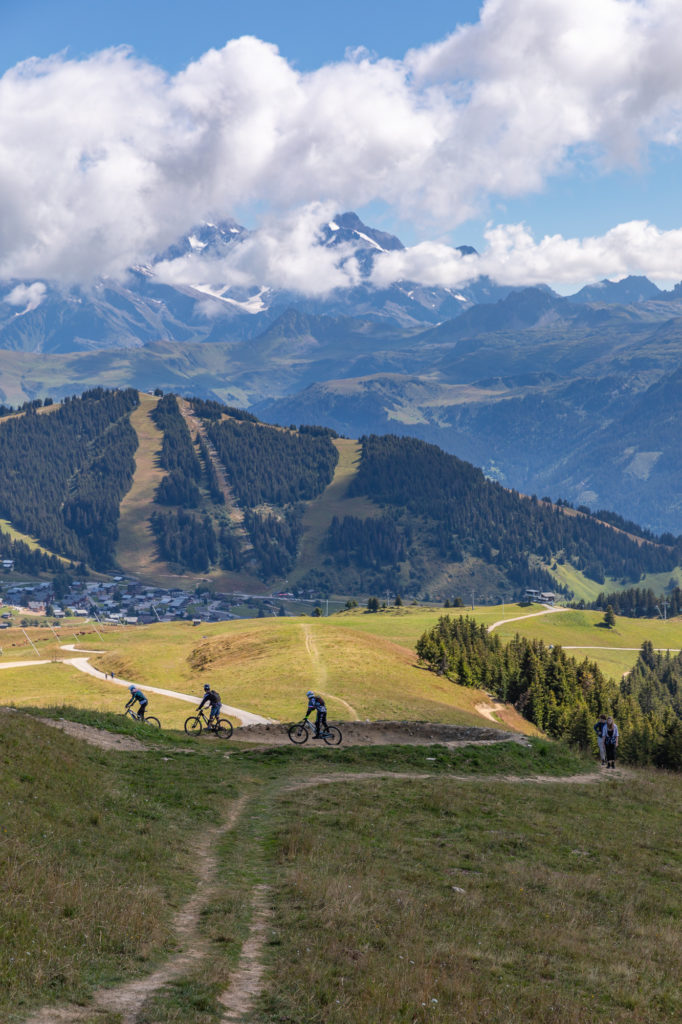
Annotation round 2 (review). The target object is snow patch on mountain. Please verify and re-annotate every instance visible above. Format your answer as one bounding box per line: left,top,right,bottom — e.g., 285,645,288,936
192,283,269,314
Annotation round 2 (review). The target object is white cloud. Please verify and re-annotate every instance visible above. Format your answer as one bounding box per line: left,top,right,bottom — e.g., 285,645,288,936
3,281,47,312
154,202,363,297
2,2,682,286
369,220,682,290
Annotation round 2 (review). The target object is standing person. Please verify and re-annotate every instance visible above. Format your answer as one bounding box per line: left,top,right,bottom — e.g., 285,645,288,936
197,683,222,728
594,713,608,766
304,690,327,737
126,684,148,721
603,716,619,769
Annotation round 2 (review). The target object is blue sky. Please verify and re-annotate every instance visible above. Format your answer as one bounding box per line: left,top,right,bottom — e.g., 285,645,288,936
2,0,682,295
1,1,484,75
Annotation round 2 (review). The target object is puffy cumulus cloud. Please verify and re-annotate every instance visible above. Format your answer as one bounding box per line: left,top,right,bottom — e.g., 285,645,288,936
369,220,682,290
3,281,47,312
407,0,682,172
3,1,682,285
154,202,362,297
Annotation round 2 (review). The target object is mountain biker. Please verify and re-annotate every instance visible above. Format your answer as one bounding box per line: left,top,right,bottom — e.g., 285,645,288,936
125,684,148,721
304,690,328,737
197,683,222,728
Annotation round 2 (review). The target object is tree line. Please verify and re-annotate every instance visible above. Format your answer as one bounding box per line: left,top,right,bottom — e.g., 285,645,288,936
0,528,68,576
587,586,682,619
416,615,682,769
149,394,247,572
243,509,301,578
151,509,242,573
189,397,258,423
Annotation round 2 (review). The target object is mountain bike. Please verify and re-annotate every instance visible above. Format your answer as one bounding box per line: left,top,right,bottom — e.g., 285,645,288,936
184,708,233,738
288,718,342,746
123,707,161,729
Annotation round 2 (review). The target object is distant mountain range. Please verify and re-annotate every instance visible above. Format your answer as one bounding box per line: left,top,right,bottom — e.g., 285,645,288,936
2,212,682,533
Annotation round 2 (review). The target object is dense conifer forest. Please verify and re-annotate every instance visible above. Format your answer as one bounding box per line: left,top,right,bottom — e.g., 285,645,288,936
188,397,258,423
151,509,222,573
2,389,682,596
147,395,243,572
150,394,203,507
196,436,224,506
0,388,138,569
347,435,679,589
326,515,407,568
243,509,301,577
198,415,338,580
417,616,682,769
206,418,338,507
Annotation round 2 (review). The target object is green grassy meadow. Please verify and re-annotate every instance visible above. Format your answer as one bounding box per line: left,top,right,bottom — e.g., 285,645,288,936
490,607,682,650
64,615,522,728
1,709,680,1024
1,604,680,732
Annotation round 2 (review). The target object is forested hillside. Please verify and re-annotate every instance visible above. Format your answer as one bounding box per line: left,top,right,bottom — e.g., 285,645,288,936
333,434,680,593
205,416,339,578
417,616,682,769
139,398,338,579
1,391,681,597
142,394,242,574
0,388,139,569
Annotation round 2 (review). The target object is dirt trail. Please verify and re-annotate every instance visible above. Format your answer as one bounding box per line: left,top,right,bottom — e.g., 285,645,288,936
301,623,327,689
487,606,565,633
60,652,273,726
220,885,272,1023
300,624,360,720
232,720,525,747
24,796,248,1024
474,701,506,723
283,768,618,790
22,758,625,1024
38,717,149,751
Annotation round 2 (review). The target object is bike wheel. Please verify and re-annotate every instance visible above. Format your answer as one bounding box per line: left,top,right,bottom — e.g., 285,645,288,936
288,722,309,744
323,726,342,746
144,716,161,729
215,718,233,739
184,715,202,736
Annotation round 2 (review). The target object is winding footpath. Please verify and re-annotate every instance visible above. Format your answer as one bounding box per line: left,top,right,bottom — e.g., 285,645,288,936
0,646,273,727
486,604,564,633
20,763,623,1024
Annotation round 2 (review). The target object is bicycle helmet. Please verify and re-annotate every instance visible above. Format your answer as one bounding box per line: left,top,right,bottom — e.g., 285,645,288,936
306,690,314,698
204,683,210,691
129,684,136,693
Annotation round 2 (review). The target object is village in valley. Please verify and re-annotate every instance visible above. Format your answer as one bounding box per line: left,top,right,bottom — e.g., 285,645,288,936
0,573,298,628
